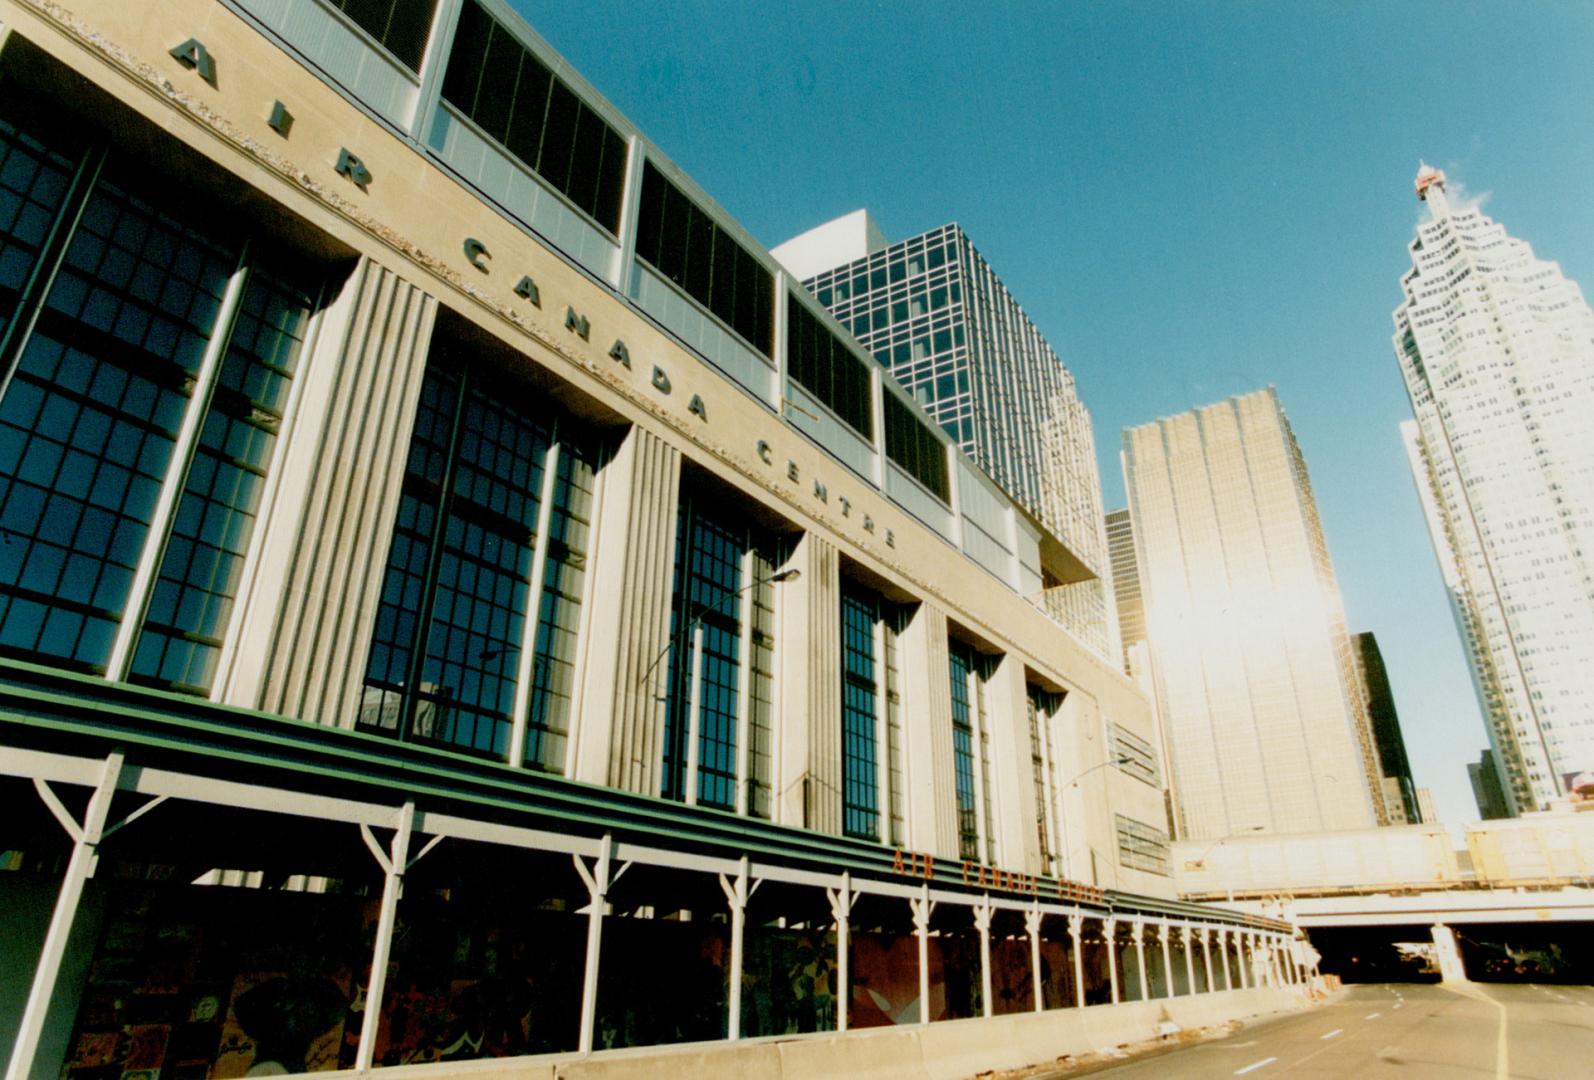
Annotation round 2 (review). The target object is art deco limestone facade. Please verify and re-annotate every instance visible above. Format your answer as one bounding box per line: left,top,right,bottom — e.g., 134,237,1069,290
1395,168,1594,813
0,3,1304,1077
1123,389,1386,840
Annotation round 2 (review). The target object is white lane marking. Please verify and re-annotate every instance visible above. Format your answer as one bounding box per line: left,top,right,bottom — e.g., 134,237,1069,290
1393,1001,1403,1010
1365,1012,1382,1020
1235,1058,1278,1076
1321,1028,1343,1040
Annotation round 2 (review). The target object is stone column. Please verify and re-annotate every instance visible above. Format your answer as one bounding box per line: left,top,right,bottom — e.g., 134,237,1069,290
776,534,843,833
1219,928,1233,990
899,603,959,857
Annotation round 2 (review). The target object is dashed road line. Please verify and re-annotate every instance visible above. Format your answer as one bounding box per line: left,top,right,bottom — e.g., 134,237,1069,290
1365,1011,1382,1019
1321,1028,1343,1040
1392,1002,1403,1010
1234,1058,1277,1076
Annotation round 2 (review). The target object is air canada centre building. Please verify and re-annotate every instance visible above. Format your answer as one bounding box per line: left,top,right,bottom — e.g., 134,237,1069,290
0,2,1302,1076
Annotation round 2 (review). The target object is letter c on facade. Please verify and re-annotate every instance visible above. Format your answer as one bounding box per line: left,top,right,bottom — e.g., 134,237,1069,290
463,237,490,271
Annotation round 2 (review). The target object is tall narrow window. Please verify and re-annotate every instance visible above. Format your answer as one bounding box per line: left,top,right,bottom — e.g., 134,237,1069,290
1027,686,1062,877
948,642,981,861
661,492,780,812
327,0,439,72
358,359,596,767
946,641,999,864
0,140,320,691
840,585,881,839
884,605,905,846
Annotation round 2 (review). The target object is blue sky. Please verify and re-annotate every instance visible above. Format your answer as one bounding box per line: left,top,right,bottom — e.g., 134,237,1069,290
514,2,1594,825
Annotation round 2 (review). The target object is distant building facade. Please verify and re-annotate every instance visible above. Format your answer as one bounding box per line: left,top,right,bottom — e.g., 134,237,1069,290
1469,749,1513,821
1123,388,1386,839
774,216,1118,662
1395,167,1594,813
1415,787,1440,826
1106,508,1146,669
1351,633,1420,824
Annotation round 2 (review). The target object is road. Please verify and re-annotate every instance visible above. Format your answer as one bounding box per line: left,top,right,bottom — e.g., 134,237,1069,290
1047,983,1594,1079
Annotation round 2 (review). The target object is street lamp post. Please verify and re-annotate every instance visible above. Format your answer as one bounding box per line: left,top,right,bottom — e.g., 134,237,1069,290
636,567,800,807
1057,755,1133,883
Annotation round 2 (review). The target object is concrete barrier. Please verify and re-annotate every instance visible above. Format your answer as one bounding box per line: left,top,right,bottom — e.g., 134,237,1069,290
401,986,1309,1080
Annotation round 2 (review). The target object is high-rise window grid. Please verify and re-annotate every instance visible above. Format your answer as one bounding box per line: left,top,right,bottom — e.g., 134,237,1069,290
634,163,774,358
441,0,627,233
661,492,779,814
358,359,596,768
326,0,438,72
0,129,320,693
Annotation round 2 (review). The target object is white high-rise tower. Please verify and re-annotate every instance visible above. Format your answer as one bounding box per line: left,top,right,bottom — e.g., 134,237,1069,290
1394,166,1594,814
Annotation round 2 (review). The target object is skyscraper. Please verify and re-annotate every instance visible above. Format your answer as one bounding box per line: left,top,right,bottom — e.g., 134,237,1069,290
1469,749,1513,821
1351,632,1420,825
773,215,1118,661
1394,166,1594,814
1123,388,1386,839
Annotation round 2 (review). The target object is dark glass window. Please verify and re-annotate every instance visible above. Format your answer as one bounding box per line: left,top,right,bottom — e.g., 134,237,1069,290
840,585,881,840
129,268,319,691
441,1,627,233
661,492,780,812
635,163,774,358
1109,722,1161,787
949,641,980,861
0,116,77,343
786,299,872,438
358,359,596,766
883,392,949,501
329,0,438,71
0,174,236,672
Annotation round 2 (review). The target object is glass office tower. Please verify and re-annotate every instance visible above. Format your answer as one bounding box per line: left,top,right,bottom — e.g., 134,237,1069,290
1395,166,1594,814
775,216,1118,662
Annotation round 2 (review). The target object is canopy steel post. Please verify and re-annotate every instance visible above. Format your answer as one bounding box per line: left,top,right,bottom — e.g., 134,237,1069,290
718,856,758,1039
1067,914,1085,1009
1025,905,1043,1013
1200,927,1215,993
1236,933,1251,989
355,801,435,1073
826,873,855,1032
1104,917,1120,1005
911,886,934,1025
974,899,994,1019
1220,928,1233,990
1182,926,1196,996
1132,918,1149,1002
1157,922,1174,998
7,754,124,1080
574,834,625,1054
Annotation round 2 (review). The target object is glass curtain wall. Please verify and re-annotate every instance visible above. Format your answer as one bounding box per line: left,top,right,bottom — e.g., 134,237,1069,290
0,113,322,694
359,355,597,769
660,492,779,813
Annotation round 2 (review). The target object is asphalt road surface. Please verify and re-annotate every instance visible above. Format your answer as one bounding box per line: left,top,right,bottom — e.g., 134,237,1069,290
1046,983,1594,1079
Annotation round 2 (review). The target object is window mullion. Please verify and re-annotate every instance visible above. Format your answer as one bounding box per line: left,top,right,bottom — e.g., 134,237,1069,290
0,144,107,401
106,248,253,681
963,660,987,862
733,544,754,815
683,620,704,807
508,436,560,767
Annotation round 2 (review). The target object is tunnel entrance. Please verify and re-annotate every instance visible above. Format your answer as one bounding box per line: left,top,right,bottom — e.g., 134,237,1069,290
1308,926,1440,984
1309,921,1594,984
